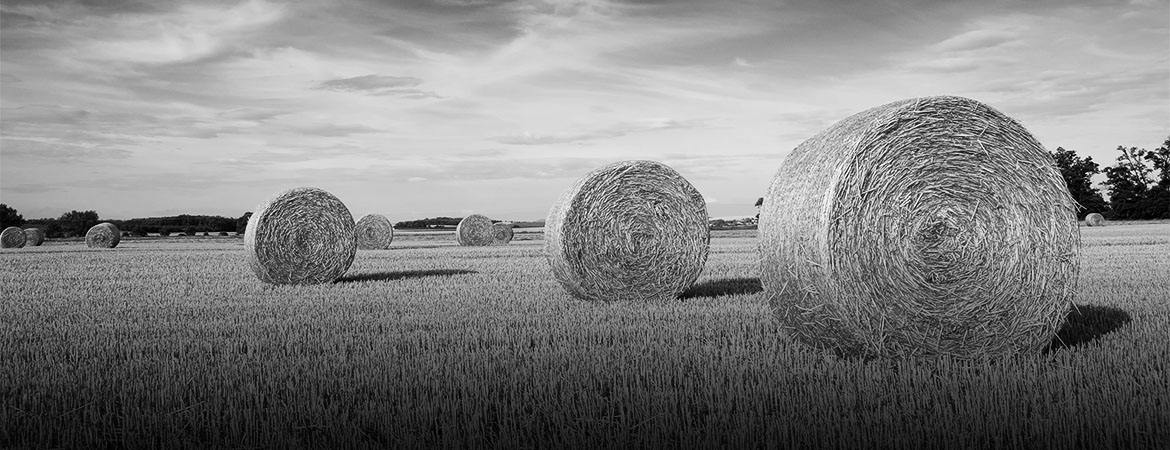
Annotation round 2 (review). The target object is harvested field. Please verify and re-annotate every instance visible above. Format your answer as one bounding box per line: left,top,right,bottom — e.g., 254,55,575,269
1,225,1167,449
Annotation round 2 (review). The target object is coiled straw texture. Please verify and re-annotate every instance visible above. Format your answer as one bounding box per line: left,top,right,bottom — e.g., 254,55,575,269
85,223,120,248
356,213,394,250
1084,213,1105,227
457,214,494,246
759,96,1079,359
546,160,710,302
244,187,356,285
23,228,44,246
1,227,26,248
492,222,514,245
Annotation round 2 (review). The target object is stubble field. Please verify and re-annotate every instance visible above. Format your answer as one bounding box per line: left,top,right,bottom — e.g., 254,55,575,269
2,225,1168,449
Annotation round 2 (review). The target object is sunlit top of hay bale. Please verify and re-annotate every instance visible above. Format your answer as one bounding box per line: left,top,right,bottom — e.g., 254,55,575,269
355,213,394,250
23,228,44,246
545,160,710,302
244,187,356,285
492,222,514,245
85,223,120,248
1084,213,1105,227
456,214,494,246
1,227,26,248
758,96,1079,359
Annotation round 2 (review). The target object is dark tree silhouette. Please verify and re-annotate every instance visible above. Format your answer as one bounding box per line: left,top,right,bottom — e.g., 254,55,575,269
0,204,24,228
1051,147,1108,218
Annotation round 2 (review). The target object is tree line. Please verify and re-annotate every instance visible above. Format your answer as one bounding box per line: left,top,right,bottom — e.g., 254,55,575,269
1053,136,1169,220
0,208,253,238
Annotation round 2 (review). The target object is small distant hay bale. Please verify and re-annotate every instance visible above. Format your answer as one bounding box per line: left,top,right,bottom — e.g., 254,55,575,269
759,96,1079,359
545,160,710,302
1084,213,1105,227
492,222,514,245
85,223,121,248
355,213,394,250
456,214,494,246
244,187,356,285
1,227,27,248
23,228,44,246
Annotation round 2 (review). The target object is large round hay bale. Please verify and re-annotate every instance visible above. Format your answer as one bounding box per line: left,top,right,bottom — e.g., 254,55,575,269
759,96,1079,359
85,223,120,248
492,222,514,245
1,227,26,248
545,160,710,302
1084,213,1105,227
23,228,44,246
244,187,356,285
456,214,494,246
355,213,394,250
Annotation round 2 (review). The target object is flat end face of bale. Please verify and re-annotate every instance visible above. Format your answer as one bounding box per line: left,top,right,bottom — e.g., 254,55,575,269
244,187,357,285
356,213,394,250
85,223,120,248
545,160,710,302
1,227,27,248
1085,213,1105,227
23,228,44,246
491,222,514,245
456,214,494,246
759,96,1079,359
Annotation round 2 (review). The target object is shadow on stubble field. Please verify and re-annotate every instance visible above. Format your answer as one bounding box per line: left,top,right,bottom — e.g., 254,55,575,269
1047,304,1133,352
678,277,763,299
335,268,479,283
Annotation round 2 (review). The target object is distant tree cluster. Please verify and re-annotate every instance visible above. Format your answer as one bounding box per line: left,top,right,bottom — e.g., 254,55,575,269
12,211,254,238
19,210,101,238
0,204,25,229
113,215,239,236
395,217,463,229
1054,136,1170,220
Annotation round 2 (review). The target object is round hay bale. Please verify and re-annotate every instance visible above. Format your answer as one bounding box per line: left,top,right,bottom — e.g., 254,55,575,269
1,227,27,248
85,222,121,248
492,222,514,245
456,214,494,246
545,160,710,302
759,96,1079,359
355,213,394,250
244,187,356,285
1084,213,1105,227
23,228,44,246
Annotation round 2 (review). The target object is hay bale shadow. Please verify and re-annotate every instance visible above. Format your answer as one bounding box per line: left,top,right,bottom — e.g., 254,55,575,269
336,269,477,284
1046,304,1131,352
679,277,763,299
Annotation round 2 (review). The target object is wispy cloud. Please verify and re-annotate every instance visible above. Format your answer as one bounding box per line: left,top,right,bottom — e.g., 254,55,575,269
315,74,440,98
934,29,1018,52
0,0,1165,220
495,118,704,145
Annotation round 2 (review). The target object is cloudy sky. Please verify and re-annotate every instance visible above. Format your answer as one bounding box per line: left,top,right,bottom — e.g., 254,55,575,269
1,0,1167,221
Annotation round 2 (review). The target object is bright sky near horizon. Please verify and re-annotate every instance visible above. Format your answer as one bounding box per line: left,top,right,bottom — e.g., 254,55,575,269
1,0,1167,222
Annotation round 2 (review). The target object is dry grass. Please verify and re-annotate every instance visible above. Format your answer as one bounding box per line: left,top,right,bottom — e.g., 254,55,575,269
492,222,514,245
23,228,44,246
85,223,120,249
355,213,394,250
244,187,356,285
1085,213,1105,227
1,227,26,248
545,160,710,302
456,214,495,246
759,96,1079,359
